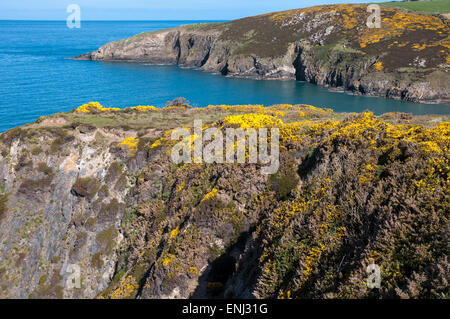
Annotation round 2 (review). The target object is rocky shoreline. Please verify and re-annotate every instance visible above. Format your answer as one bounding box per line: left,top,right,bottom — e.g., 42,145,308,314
74,4,450,104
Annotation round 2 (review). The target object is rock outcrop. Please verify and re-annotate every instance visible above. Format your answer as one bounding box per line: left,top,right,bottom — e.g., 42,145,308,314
74,4,450,103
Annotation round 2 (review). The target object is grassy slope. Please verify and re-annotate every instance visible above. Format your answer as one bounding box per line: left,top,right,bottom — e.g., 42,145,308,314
382,0,450,13
27,102,450,132
192,4,450,73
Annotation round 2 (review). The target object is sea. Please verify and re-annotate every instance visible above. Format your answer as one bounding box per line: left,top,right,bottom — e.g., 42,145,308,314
0,20,449,132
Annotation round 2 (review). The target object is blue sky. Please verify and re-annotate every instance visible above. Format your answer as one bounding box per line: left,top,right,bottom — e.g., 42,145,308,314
1,0,387,20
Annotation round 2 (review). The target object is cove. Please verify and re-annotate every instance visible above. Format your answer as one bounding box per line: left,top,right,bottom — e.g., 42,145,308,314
0,20,449,133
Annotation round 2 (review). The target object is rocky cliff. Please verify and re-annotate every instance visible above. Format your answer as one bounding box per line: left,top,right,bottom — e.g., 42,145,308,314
0,102,448,299
74,4,450,103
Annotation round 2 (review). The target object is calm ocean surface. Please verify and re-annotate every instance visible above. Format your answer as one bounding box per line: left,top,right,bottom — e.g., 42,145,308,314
0,20,449,132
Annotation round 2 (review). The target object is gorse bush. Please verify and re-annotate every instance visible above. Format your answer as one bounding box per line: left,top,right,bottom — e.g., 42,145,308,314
256,113,449,299
126,108,448,299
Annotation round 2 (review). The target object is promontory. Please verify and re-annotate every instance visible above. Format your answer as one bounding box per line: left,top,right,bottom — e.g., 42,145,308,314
75,4,450,103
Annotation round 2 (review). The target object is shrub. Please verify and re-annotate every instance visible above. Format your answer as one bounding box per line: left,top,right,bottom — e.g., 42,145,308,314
0,194,8,221
37,162,53,175
269,154,299,201
18,176,52,194
48,129,74,154
166,97,191,108
105,162,122,184
98,199,125,224
39,274,48,286
85,216,97,229
91,252,103,268
15,154,32,171
96,226,119,255
71,177,101,199
31,146,43,155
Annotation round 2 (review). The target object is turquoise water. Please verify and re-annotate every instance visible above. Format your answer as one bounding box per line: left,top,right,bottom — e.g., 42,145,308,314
0,20,449,133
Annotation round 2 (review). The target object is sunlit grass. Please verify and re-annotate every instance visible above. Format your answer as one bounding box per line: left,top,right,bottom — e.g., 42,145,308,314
382,0,450,13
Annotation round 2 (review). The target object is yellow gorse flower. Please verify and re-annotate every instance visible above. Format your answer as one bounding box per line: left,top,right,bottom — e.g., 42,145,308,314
170,225,180,239
75,102,157,113
373,62,384,72
76,102,121,113
111,276,138,299
224,113,283,130
189,267,199,274
201,188,218,202
119,137,139,156
162,253,175,266
129,105,158,112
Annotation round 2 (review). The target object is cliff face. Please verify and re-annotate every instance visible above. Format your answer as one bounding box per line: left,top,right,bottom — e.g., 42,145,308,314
0,122,151,298
0,103,449,299
75,4,450,103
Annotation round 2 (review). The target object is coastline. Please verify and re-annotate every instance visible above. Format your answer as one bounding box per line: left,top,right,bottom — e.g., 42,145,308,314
72,55,450,106
73,4,450,105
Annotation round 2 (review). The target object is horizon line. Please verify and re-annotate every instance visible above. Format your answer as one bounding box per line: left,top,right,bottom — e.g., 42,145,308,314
0,19,229,22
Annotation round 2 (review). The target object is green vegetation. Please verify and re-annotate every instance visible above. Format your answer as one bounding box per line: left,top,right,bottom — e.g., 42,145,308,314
31,269,64,299
36,162,53,176
0,193,8,221
96,226,119,255
38,274,48,286
63,107,252,131
382,0,450,13
114,105,448,299
18,176,53,194
269,155,299,201
48,128,73,154
98,199,124,225
91,252,103,268
31,146,43,155
1,100,449,299
209,243,226,259
85,216,98,229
